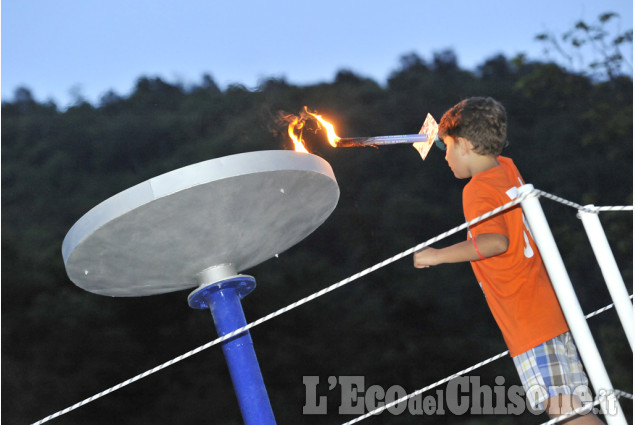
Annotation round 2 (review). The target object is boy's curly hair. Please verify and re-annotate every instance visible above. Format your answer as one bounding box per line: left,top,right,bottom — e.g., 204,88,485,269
438,97,507,156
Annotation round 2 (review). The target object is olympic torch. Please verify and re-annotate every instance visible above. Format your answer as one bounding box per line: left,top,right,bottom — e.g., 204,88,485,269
286,107,439,161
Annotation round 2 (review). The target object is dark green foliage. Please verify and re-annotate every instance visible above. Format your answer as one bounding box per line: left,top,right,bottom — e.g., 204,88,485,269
2,52,632,425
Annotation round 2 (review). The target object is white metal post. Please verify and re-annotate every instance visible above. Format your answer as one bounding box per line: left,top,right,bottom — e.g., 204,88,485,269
577,206,634,350
518,185,626,425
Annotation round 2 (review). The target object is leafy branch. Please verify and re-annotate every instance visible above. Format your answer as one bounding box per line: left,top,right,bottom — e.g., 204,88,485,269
536,12,633,80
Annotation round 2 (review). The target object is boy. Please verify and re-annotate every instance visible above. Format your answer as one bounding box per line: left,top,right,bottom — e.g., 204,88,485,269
413,97,602,423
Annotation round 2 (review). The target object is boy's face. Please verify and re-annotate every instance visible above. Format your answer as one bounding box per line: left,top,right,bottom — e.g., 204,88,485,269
442,136,471,179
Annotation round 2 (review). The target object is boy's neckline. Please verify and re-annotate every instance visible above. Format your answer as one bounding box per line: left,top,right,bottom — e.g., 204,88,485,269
469,155,500,177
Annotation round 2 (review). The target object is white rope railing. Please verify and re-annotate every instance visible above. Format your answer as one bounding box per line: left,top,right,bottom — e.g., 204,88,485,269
31,188,633,425
535,190,634,213
540,390,634,425
341,295,634,425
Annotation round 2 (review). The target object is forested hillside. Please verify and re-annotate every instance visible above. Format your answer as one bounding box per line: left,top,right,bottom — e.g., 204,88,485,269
2,49,632,424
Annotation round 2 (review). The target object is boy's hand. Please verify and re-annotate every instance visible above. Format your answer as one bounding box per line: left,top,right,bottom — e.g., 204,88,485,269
413,248,439,268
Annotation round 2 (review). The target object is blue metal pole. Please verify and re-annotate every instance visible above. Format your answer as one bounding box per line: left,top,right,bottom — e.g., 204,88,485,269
189,276,276,425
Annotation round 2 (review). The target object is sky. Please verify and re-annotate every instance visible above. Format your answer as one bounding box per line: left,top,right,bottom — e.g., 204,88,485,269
2,0,633,108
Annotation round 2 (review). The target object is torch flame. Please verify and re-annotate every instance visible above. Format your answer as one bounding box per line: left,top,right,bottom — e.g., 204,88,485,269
304,109,340,147
287,116,309,153
285,106,341,152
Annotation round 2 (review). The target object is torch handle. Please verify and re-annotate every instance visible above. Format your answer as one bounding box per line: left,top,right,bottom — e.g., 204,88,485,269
337,134,429,147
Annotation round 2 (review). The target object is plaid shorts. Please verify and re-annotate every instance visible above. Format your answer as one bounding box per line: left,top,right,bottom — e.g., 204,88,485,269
513,332,590,410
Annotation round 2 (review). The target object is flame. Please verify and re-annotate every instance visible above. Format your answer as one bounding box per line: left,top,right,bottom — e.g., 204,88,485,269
287,116,309,153
285,106,341,152
304,109,340,147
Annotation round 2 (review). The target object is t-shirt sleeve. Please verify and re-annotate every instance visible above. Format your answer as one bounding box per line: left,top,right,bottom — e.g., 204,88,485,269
463,181,510,238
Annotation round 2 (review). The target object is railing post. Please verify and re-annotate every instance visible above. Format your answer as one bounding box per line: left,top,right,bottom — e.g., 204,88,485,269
518,185,626,424
577,206,634,350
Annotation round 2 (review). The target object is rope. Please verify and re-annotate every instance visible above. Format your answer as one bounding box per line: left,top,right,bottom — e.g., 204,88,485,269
341,295,634,425
535,190,634,213
31,188,633,425
584,295,633,320
341,352,509,425
539,390,634,425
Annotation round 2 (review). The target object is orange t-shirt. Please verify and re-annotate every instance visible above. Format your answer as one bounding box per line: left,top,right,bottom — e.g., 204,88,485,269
463,156,569,356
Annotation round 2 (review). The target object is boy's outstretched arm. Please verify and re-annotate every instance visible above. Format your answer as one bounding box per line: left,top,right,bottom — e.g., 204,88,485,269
413,233,509,268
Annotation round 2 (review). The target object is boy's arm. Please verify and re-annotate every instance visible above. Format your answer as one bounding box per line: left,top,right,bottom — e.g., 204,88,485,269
413,233,509,268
